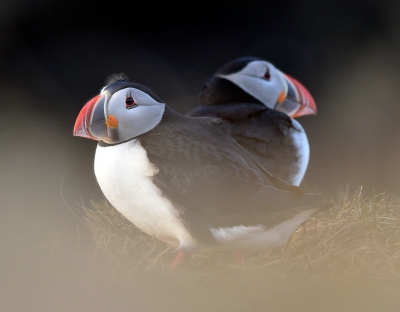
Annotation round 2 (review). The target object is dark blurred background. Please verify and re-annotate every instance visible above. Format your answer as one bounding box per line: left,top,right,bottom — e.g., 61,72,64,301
1,1,400,311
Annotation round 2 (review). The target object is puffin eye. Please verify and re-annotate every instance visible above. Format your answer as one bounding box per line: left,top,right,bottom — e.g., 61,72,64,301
263,68,271,80
125,92,137,109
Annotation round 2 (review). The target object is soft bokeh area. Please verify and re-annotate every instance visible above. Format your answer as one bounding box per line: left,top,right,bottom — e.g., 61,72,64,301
1,1,400,311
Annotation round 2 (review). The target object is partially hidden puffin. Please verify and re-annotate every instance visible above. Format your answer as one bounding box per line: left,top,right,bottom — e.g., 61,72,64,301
186,57,317,186
73,74,332,266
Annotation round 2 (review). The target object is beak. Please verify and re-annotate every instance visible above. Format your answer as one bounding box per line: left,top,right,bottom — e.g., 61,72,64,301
73,94,107,140
276,73,317,118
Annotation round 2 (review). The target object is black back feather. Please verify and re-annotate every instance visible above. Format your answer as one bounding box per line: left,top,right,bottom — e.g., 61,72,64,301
104,73,130,87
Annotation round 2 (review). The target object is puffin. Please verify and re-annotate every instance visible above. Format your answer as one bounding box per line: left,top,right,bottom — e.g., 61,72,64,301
73,74,332,266
186,57,317,186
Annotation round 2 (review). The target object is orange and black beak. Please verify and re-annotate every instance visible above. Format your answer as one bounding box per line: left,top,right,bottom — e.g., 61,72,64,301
73,89,119,141
73,94,103,140
276,74,317,118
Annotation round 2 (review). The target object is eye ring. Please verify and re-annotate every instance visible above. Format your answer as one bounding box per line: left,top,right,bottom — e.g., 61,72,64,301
125,92,138,109
263,68,271,80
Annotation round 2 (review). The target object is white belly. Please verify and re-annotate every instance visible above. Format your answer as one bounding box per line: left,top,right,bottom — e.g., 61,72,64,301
289,119,310,186
94,139,196,249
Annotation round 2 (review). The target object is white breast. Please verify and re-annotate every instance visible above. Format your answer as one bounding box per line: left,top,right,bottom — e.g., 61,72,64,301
289,119,310,186
94,139,197,249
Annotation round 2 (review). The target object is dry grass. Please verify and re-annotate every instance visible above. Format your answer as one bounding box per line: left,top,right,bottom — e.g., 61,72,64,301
78,187,400,292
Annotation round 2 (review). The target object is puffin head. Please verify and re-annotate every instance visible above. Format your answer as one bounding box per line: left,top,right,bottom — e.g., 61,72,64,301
73,74,165,144
200,56,317,118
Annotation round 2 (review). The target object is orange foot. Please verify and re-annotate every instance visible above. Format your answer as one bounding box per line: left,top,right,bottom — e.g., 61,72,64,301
234,251,244,265
170,248,185,269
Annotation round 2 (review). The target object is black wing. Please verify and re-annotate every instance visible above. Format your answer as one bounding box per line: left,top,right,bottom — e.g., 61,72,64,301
140,110,330,245
140,113,325,213
140,115,268,211
187,103,300,183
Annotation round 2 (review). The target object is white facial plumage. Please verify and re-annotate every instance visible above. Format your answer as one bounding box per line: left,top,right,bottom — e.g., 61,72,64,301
217,60,286,109
103,87,165,143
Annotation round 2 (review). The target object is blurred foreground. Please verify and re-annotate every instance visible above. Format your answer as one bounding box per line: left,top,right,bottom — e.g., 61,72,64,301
3,187,400,311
